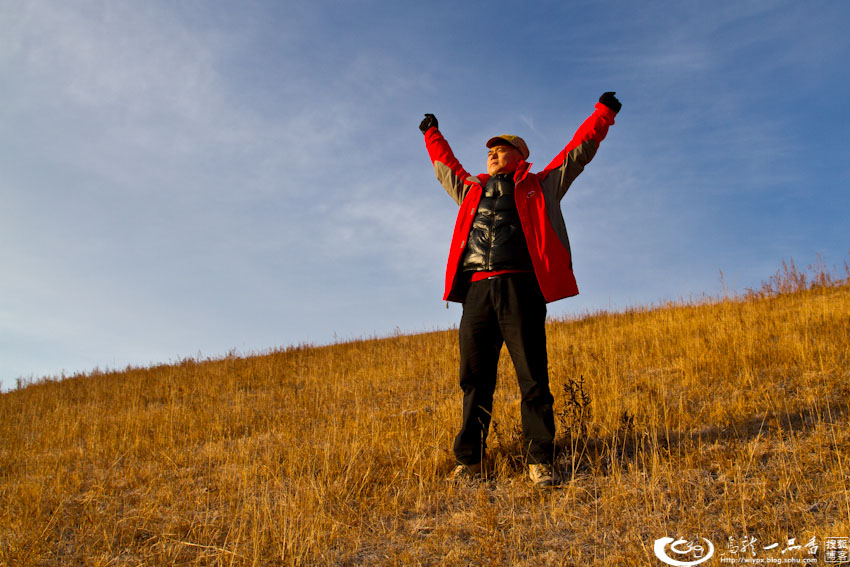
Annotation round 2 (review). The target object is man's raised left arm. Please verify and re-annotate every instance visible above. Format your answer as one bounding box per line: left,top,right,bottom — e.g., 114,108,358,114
539,92,621,201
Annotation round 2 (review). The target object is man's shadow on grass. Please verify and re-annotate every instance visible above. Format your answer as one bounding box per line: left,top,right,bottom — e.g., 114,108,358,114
557,395,848,479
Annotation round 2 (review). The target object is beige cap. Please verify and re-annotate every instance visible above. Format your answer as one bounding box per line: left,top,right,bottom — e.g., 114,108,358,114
486,134,529,160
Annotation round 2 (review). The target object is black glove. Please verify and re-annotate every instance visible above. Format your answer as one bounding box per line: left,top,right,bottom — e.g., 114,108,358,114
599,92,622,114
419,113,438,134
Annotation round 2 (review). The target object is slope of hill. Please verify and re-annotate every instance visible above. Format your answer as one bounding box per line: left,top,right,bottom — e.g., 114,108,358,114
2,264,849,566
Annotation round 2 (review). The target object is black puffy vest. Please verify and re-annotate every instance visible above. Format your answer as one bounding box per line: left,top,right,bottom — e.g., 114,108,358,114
461,174,534,273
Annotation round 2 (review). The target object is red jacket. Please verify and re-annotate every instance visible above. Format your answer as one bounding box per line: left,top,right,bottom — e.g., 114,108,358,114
424,102,616,303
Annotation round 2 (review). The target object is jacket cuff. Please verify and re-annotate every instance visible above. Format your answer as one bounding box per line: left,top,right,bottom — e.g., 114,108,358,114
594,102,617,123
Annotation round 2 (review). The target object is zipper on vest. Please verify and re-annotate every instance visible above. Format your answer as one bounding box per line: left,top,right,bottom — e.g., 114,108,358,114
484,198,497,271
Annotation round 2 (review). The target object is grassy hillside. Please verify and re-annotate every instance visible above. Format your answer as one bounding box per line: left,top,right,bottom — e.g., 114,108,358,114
2,262,849,566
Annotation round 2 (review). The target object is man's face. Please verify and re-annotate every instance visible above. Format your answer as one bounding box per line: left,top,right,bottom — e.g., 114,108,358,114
487,144,523,175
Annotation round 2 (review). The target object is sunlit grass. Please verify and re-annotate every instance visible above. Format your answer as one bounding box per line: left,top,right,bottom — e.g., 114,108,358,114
2,256,849,566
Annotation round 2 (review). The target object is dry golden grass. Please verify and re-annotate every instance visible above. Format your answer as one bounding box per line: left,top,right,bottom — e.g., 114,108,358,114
2,258,849,566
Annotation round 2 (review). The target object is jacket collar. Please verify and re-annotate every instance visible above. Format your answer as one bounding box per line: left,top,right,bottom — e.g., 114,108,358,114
514,160,532,182
479,161,533,186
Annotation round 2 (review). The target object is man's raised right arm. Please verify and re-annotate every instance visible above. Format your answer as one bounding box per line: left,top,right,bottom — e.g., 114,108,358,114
420,114,475,206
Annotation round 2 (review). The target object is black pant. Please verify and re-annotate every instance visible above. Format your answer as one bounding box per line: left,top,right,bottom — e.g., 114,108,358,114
453,273,556,466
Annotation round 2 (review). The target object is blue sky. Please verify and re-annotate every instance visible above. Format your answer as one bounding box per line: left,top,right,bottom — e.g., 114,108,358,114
2,0,848,390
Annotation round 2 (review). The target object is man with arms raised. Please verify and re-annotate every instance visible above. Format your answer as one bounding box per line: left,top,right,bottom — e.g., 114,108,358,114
420,92,621,487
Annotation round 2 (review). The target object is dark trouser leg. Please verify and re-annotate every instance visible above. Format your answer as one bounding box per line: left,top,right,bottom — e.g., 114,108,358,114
495,274,555,465
454,279,503,466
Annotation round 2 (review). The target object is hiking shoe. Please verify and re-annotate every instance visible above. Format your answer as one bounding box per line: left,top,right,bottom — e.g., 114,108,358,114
528,463,556,487
447,462,482,483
